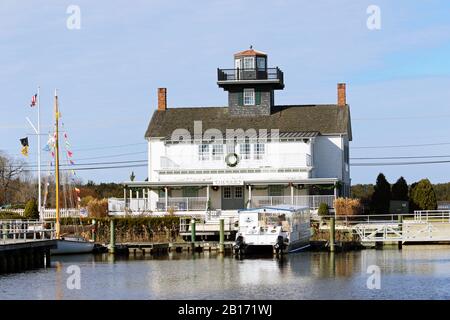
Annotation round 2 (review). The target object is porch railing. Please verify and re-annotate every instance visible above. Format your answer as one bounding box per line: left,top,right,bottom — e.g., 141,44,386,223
251,195,335,209
109,197,208,214
163,197,208,212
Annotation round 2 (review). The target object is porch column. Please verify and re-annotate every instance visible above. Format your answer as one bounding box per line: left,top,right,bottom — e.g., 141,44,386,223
290,184,294,205
136,190,140,211
248,185,252,208
147,188,151,211
334,182,338,199
123,187,127,210
206,185,210,210
164,187,168,212
129,189,132,200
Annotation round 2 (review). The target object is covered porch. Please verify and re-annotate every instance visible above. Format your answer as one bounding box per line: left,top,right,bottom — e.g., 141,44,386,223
108,178,340,215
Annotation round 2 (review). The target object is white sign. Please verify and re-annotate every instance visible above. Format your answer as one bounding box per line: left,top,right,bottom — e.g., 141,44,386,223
213,179,244,186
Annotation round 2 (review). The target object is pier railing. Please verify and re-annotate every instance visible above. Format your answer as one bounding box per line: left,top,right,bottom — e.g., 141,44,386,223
0,208,82,219
0,220,56,244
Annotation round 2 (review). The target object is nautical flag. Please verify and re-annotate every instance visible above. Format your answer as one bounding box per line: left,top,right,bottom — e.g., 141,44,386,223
70,160,75,165
20,137,29,147
30,94,37,107
67,151,73,157
21,146,29,157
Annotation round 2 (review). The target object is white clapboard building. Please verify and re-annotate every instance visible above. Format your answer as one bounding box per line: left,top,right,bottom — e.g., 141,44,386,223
109,48,352,215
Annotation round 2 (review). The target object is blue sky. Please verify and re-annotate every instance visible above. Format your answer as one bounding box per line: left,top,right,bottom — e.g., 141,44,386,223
1,0,450,185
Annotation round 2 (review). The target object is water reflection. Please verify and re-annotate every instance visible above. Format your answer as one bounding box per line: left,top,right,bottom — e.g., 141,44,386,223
2,247,450,299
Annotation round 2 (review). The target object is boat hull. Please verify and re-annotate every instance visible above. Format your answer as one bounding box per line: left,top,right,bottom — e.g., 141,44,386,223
51,239,95,255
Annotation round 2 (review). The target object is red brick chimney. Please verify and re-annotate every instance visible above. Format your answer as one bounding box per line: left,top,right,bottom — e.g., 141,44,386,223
157,88,167,111
337,83,346,107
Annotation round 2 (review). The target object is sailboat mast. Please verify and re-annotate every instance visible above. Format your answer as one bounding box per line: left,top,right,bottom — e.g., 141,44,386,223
54,89,60,239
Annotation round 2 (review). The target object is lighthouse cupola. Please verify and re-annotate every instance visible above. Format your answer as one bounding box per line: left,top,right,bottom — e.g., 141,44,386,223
217,47,284,116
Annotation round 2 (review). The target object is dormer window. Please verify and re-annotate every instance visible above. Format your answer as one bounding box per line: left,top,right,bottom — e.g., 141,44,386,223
243,88,255,105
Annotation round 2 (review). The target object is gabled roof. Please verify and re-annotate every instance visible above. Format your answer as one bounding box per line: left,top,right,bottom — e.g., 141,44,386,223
145,104,352,141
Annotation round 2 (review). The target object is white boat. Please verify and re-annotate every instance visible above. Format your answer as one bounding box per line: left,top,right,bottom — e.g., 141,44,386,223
234,205,311,255
52,237,95,255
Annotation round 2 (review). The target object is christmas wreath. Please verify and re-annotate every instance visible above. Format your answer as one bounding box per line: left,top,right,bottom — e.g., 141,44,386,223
225,153,239,167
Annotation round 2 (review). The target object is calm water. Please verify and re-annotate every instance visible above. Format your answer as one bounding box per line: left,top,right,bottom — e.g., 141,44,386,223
1,246,450,300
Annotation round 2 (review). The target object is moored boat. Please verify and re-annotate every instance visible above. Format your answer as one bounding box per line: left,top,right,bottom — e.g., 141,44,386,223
234,205,311,255
52,237,95,255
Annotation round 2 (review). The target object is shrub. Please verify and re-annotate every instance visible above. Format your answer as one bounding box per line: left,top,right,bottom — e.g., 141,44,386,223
318,203,329,216
24,199,39,219
334,197,361,215
87,198,108,218
80,195,95,208
0,211,23,219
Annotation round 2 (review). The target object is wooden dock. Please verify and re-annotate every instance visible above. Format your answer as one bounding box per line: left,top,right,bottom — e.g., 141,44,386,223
112,241,235,255
0,239,56,274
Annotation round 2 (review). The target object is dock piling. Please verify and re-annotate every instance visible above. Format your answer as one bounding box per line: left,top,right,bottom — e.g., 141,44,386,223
109,218,116,254
398,215,403,249
92,219,96,242
330,217,335,252
191,219,196,252
219,219,224,253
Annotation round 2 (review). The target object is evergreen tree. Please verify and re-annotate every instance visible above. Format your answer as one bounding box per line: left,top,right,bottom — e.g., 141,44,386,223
391,176,409,201
410,179,437,210
371,173,391,214
24,198,39,220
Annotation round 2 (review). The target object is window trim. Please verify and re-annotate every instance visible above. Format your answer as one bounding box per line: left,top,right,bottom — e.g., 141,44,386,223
243,57,255,69
243,88,255,106
254,143,265,160
198,144,210,161
212,144,224,161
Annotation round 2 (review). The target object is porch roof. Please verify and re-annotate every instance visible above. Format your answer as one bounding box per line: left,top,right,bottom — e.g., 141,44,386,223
122,178,338,188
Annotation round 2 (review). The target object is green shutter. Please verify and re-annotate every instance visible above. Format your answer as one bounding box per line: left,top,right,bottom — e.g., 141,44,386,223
255,90,261,105
238,91,243,106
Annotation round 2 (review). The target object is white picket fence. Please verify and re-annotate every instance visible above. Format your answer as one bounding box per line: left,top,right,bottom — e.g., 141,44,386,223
0,208,82,219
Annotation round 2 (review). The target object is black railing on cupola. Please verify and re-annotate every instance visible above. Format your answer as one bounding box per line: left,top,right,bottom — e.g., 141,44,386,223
217,67,284,82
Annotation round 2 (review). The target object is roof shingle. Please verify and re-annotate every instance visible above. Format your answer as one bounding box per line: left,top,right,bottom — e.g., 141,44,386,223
145,104,352,141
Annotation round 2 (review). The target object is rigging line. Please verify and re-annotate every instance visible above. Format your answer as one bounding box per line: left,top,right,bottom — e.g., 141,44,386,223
351,159,450,166
23,164,148,172
21,151,148,165
70,142,147,152
14,159,148,169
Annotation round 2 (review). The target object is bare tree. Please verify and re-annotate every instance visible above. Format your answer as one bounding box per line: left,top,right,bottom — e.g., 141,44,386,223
0,152,25,205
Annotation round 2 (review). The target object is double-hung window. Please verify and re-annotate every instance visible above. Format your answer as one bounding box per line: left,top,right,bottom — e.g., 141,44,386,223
240,139,251,160
254,143,265,160
243,57,255,70
198,144,209,161
257,57,266,71
269,185,283,197
212,144,224,160
243,88,255,106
